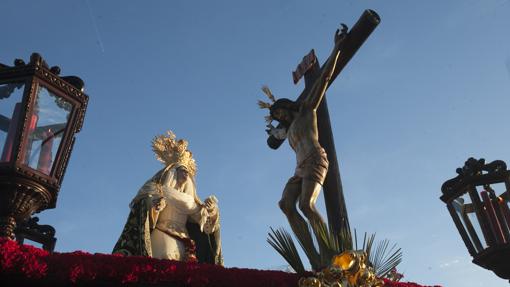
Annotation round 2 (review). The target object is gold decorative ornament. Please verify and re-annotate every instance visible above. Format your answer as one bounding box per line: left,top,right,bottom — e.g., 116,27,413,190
299,250,384,287
332,251,357,271
299,276,323,287
151,131,197,176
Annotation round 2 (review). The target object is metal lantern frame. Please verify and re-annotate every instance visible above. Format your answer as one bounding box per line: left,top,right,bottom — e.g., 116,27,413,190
0,53,88,243
441,158,510,280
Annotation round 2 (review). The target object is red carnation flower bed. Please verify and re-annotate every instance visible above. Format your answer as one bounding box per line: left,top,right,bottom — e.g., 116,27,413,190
0,239,440,287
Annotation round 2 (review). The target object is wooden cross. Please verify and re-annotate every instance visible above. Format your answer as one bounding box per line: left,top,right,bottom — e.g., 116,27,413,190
267,10,380,238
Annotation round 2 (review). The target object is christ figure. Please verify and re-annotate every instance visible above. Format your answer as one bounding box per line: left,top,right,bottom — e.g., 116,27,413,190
263,24,347,269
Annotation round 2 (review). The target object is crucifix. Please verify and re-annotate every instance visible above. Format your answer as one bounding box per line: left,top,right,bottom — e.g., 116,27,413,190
263,10,380,261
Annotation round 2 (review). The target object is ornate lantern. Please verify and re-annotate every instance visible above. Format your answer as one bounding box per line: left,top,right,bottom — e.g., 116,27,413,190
441,158,510,280
0,53,88,242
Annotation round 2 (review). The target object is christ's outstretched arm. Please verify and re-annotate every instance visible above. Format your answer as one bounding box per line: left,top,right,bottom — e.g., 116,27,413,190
304,25,348,110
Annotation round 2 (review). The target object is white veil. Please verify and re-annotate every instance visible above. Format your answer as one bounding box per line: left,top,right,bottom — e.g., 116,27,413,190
131,164,202,207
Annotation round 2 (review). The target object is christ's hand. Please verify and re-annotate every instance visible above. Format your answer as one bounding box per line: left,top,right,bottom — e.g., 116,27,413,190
334,24,348,47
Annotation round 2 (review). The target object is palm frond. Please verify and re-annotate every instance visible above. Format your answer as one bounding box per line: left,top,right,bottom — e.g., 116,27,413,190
309,221,354,269
370,239,402,278
354,229,358,250
357,233,402,278
268,223,402,278
292,221,321,270
310,220,337,267
335,227,353,252
267,227,306,275
364,233,376,261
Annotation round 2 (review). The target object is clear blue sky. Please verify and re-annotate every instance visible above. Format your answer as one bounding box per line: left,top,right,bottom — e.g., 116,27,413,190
2,0,510,286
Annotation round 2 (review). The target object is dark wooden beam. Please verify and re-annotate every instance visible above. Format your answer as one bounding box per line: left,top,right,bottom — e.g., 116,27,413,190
327,9,380,89
305,60,350,238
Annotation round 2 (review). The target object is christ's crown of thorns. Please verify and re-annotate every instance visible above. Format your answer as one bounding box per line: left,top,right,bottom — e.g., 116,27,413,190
258,85,277,123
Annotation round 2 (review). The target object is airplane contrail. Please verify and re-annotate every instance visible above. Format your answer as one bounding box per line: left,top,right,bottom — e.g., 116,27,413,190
85,0,105,53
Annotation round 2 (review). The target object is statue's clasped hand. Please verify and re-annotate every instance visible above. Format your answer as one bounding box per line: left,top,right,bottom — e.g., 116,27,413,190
204,196,218,215
152,197,166,211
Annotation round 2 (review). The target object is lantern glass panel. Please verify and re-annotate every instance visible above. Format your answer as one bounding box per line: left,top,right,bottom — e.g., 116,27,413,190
0,82,25,162
22,85,72,175
452,192,487,252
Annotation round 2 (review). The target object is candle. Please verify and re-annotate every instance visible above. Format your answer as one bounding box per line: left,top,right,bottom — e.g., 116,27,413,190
23,113,39,165
488,190,510,241
37,129,54,175
481,191,506,244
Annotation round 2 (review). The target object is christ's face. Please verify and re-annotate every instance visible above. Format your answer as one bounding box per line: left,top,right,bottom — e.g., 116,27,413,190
272,108,293,125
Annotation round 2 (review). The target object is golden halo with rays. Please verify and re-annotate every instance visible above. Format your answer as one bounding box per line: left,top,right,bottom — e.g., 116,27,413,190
151,130,197,176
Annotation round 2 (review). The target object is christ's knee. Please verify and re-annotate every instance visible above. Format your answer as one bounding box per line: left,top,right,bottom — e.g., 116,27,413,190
299,200,317,219
279,198,296,216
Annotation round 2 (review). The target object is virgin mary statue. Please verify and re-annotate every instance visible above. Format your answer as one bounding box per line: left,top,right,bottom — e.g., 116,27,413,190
112,131,222,265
